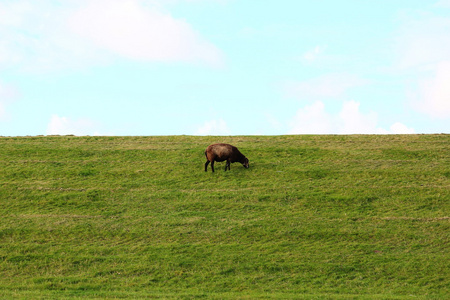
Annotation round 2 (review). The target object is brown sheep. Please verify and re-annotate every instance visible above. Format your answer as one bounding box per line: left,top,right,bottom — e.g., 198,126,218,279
204,143,249,172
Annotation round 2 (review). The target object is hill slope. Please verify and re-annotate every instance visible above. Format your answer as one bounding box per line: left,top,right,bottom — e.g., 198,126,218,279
1,135,449,298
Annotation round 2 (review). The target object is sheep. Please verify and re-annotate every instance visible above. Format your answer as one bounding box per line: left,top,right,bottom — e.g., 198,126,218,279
204,143,249,172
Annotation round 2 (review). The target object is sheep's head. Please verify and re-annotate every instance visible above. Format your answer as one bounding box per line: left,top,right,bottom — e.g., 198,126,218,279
242,157,249,169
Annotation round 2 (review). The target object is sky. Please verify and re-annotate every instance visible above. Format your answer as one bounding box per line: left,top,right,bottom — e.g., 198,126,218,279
1,0,450,136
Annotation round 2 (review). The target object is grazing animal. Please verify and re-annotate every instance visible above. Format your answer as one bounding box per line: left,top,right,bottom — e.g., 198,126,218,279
205,143,249,172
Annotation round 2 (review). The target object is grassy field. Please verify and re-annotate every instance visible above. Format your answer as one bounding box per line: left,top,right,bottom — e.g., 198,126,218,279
0,135,449,299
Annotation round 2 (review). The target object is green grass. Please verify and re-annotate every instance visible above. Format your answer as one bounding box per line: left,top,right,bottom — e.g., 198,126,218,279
0,135,449,299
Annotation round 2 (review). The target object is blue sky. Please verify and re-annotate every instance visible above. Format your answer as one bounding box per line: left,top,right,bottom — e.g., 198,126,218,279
1,0,450,136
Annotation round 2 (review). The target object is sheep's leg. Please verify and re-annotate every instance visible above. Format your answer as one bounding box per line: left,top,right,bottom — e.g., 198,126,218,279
205,160,210,172
225,160,230,171
211,161,215,172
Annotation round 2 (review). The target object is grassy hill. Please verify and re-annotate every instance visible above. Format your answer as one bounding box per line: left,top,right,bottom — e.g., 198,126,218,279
0,135,449,299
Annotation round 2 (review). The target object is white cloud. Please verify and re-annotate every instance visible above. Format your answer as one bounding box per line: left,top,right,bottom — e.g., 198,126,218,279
289,101,332,134
289,101,415,134
0,101,7,121
435,0,450,8
68,0,223,66
338,101,379,134
301,45,327,63
195,119,231,135
413,61,450,119
394,13,450,119
0,0,223,71
0,1,96,71
389,122,415,134
0,82,19,121
394,15,450,70
46,115,102,136
284,73,369,100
